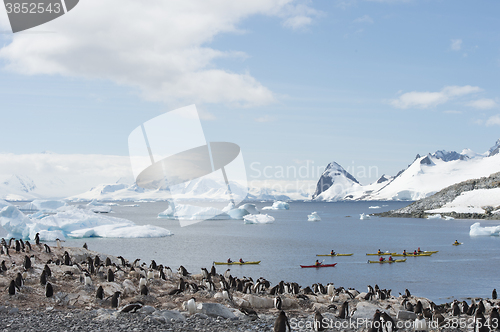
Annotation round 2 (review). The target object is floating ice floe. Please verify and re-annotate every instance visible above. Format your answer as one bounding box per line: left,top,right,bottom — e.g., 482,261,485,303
123,204,140,207
20,199,68,213
469,222,500,237
158,201,259,220
307,212,321,222
243,214,275,224
87,200,112,213
444,216,455,220
360,213,370,220
368,206,381,209
426,214,442,219
262,201,289,210
0,205,171,240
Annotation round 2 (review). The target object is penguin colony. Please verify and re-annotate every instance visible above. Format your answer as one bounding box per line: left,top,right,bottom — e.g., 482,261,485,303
1,236,500,332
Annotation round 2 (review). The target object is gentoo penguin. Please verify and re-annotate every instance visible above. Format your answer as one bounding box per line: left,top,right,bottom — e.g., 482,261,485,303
96,285,104,299
452,301,461,316
338,301,349,319
83,243,88,250
433,311,445,327
23,255,31,270
63,251,71,266
314,310,326,331
44,244,51,253
179,278,186,292
239,307,259,319
15,272,23,288
165,266,173,278
15,240,20,252
139,277,147,288
1,260,7,272
490,307,499,331
40,270,47,285
25,241,31,252
44,264,52,277
186,298,196,315
150,260,157,270
210,265,216,277
414,300,423,314
493,289,498,300
85,273,92,286
368,309,381,332
111,291,121,308
147,269,155,280
477,301,486,315
19,239,25,251
468,302,477,316
107,269,114,282
117,256,126,266
94,255,101,267
274,295,283,310
178,265,189,277
140,285,149,295
274,310,291,332
120,302,144,313
159,269,166,280
462,301,470,314
55,238,62,249
201,268,209,279
8,280,18,295
105,257,112,266
414,314,427,332
35,233,40,245
475,311,488,332
45,282,53,297
380,311,396,331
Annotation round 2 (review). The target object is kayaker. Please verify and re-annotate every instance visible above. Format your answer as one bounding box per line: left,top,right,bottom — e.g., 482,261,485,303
402,250,407,256
454,240,460,245
388,256,394,262
330,250,335,256
379,256,385,262
377,249,382,254
239,258,245,263
315,260,321,266
413,250,417,255
417,247,422,253
227,258,232,263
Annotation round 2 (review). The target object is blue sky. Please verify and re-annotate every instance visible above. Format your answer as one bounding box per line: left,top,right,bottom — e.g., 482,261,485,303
0,0,499,186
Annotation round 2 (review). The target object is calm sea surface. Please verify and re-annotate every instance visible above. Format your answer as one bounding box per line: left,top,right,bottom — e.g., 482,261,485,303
27,201,500,303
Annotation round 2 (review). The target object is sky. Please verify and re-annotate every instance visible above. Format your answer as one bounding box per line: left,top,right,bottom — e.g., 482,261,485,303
0,0,499,191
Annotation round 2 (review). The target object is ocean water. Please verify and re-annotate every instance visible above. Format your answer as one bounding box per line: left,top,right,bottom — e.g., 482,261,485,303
41,201,500,303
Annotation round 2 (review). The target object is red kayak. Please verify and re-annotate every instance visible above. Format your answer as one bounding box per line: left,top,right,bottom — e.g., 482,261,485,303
300,263,337,268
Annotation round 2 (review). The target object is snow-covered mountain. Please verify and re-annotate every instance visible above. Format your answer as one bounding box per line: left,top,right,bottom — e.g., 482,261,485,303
314,139,500,202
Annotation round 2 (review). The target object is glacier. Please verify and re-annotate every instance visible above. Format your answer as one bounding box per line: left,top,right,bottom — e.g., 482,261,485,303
0,204,171,240
307,211,321,221
243,214,275,224
262,201,290,210
469,222,500,236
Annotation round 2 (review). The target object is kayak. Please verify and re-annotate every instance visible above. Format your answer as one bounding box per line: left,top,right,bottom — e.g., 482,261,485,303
214,261,261,265
393,253,432,257
368,259,406,264
316,253,353,257
300,263,337,268
453,243,463,246
366,252,396,256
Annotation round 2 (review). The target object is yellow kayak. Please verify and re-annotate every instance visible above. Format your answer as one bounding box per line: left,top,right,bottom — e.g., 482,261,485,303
366,252,397,256
316,253,353,257
393,253,432,257
368,259,406,264
214,261,261,265
453,242,463,246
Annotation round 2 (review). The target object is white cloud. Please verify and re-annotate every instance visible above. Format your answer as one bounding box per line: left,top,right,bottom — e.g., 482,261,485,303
443,110,462,114
353,15,374,23
0,0,319,107
255,115,274,122
451,39,462,51
486,115,500,126
390,85,482,109
467,99,497,110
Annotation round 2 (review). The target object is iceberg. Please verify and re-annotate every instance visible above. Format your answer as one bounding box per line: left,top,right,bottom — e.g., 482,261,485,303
243,214,275,224
20,199,68,212
0,205,171,240
469,222,500,237
262,201,289,210
426,214,442,219
307,212,321,222
360,213,370,220
368,206,381,209
239,203,260,214
158,202,231,220
87,200,112,213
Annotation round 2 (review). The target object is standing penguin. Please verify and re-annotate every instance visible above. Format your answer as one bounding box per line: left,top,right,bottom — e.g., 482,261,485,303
475,311,488,332
452,301,461,316
274,310,291,332
23,255,31,270
96,285,104,300
111,291,121,308
8,280,18,295
1,260,7,272
414,301,423,314
40,270,47,286
15,240,20,252
25,241,31,252
368,310,382,332
63,251,71,266
186,298,196,315
83,243,88,250
314,310,326,331
94,255,101,267
490,307,499,331
493,289,498,300
107,269,115,282
338,301,349,319
140,284,149,295
35,233,40,245
274,295,283,310
44,264,52,277
105,257,112,266
45,282,53,297
15,272,23,288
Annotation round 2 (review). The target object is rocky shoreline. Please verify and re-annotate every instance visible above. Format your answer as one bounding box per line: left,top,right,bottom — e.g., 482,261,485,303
1,242,499,331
